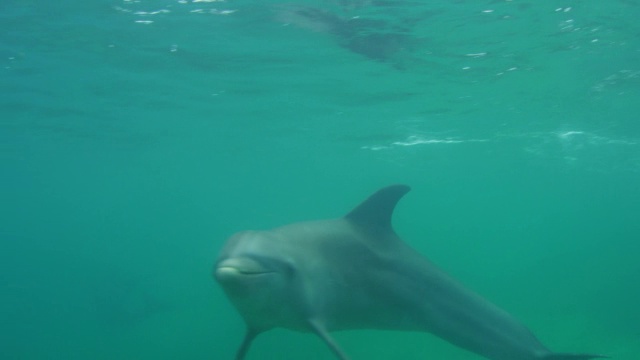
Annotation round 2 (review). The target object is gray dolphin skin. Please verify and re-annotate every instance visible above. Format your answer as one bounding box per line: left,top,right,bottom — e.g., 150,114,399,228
214,185,607,360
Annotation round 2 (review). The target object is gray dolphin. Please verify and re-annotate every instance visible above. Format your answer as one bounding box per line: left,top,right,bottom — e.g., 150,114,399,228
214,185,606,360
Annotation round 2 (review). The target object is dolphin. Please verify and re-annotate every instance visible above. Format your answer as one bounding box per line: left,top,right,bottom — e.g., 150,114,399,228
273,5,417,64
214,185,606,360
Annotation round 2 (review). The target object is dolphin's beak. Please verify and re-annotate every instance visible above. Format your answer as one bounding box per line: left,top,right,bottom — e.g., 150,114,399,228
214,258,274,282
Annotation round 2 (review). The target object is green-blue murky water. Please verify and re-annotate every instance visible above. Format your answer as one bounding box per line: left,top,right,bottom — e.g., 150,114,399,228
1,1,639,359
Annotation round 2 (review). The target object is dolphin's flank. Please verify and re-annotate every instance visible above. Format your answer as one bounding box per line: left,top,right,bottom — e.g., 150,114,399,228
214,185,607,360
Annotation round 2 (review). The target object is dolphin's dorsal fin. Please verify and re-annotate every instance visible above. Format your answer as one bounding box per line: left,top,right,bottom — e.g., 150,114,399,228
345,185,410,231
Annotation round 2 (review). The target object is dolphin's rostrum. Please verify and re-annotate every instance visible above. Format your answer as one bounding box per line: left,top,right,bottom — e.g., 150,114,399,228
214,185,607,360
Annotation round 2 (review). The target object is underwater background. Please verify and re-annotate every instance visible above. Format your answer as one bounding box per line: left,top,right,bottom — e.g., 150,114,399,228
1,0,639,359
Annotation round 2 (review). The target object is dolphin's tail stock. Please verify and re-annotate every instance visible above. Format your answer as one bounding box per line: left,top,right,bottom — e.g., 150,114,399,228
543,353,609,360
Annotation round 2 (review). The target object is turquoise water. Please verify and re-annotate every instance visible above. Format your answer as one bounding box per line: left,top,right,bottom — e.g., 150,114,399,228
1,0,639,359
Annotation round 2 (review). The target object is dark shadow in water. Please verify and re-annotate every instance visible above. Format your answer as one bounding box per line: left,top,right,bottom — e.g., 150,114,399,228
86,267,171,332
274,3,426,67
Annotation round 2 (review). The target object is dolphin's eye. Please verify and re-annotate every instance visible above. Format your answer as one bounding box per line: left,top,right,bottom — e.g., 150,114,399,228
281,261,295,277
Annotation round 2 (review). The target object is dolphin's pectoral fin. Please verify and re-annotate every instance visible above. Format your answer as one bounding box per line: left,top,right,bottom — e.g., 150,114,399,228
233,327,262,360
543,353,609,360
308,319,350,360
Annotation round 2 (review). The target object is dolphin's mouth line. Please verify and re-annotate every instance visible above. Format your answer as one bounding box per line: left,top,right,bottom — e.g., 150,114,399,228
217,266,276,275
